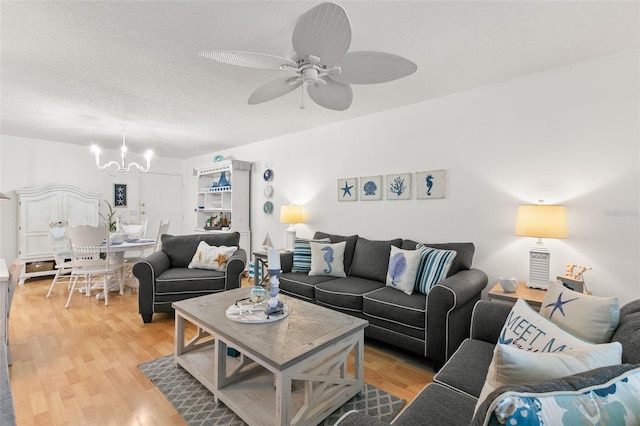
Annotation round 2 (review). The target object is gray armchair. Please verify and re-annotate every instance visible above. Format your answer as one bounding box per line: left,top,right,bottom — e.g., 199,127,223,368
132,233,246,323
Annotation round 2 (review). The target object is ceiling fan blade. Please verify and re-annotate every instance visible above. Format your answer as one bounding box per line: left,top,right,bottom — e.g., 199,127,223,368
307,79,353,111
292,3,351,66
248,77,303,105
332,51,418,84
198,50,296,71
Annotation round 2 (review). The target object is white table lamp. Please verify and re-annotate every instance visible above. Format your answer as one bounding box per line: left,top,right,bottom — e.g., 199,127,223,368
279,205,305,251
514,202,567,290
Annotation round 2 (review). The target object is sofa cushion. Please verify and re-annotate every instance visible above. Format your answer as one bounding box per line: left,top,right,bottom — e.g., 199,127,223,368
540,280,620,344
279,272,336,301
315,276,385,313
155,267,226,295
161,233,241,267
363,287,425,331
471,364,640,426
313,232,358,273
434,338,495,399
385,246,421,295
394,383,477,426
309,241,347,278
349,237,402,282
402,240,475,276
414,244,457,294
291,237,330,272
187,242,238,271
611,299,640,364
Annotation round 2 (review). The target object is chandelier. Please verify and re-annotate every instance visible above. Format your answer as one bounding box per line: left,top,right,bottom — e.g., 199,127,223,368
91,132,153,173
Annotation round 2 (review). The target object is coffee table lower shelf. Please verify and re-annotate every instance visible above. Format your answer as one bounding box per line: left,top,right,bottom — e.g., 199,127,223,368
175,313,365,426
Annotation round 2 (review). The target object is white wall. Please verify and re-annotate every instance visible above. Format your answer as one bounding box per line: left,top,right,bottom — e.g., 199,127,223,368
189,51,639,305
0,135,183,260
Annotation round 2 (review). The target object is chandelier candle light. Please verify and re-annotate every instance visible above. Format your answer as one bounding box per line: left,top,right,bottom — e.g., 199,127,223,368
514,201,568,290
266,247,284,315
91,132,153,173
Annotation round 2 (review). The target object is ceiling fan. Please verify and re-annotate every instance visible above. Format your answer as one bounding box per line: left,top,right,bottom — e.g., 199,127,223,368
198,2,417,111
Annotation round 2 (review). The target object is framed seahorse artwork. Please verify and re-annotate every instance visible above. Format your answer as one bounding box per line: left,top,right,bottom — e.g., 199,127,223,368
416,170,446,199
386,173,411,200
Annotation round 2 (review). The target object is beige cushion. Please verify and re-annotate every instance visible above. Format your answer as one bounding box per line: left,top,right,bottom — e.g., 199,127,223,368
539,280,620,343
187,242,237,271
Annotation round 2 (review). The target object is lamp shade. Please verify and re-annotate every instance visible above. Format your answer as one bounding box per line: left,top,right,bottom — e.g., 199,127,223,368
0,192,10,200
279,205,305,224
514,204,568,239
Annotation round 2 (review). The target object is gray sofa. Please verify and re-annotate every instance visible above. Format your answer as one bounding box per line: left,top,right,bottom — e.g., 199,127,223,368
132,233,246,323
337,299,640,426
277,232,488,366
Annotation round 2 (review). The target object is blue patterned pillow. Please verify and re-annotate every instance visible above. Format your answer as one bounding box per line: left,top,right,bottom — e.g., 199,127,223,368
386,246,422,295
291,237,330,272
482,366,640,426
414,244,457,294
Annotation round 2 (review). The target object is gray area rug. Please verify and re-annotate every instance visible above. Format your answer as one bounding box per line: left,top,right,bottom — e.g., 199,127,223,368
140,355,405,426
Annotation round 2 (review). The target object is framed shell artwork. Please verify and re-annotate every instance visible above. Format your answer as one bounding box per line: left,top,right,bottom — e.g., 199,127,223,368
359,175,383,201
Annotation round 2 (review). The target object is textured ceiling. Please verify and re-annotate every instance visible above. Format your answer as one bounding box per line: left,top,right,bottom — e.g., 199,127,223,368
1,1,638,159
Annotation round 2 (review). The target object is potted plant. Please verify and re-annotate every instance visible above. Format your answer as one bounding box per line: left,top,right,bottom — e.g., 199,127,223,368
100,200,119,232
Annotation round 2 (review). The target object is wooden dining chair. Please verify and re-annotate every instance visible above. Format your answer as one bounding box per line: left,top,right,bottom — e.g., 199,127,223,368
123,219,171,293
66,225,122,308
45,221,74,299
153,219,171,252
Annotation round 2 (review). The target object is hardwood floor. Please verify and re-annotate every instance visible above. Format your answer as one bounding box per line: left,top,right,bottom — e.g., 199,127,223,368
8,276,434,425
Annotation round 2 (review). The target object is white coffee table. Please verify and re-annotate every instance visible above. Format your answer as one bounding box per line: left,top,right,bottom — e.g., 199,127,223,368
173,288,368,426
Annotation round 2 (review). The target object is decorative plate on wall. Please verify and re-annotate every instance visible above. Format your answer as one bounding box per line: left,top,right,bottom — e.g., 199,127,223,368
263,201,273,214
263,169,273,181
264,184,273,198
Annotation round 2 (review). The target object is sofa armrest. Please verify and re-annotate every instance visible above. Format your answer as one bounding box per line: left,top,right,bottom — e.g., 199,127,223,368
334,410,390,426
225,248,246,290
279,251,294,273
132,251,171,321
470,300,512,344
426,268,488,365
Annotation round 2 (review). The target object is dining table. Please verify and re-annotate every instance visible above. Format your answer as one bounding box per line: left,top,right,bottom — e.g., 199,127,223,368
95,239,156,298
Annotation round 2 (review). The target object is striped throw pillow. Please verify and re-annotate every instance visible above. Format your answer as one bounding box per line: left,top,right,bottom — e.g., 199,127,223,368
292,237,330,272
414,244,457,294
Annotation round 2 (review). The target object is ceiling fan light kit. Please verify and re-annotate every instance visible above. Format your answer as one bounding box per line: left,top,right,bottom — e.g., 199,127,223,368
198,2,417,111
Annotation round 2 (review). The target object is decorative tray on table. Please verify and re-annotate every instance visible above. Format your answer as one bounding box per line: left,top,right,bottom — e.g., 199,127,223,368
225,301,290,324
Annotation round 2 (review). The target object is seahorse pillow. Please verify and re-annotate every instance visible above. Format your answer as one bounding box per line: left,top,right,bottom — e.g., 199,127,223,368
386,246,422,295
309,241,347,278
188,242,237,271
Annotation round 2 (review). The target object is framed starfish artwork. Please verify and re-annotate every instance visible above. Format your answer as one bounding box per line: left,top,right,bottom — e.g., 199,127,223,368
114,183,127,208
337,177,357,201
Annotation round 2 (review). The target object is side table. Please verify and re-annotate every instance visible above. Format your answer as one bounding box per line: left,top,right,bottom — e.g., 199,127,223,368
488,281,547,311
252,250,286,287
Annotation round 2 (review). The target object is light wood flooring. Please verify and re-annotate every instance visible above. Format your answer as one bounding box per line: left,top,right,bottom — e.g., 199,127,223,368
8,276,434,425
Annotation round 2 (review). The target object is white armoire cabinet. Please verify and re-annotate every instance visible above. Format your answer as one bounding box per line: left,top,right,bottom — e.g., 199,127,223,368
16,184,101,281
193,160,251,258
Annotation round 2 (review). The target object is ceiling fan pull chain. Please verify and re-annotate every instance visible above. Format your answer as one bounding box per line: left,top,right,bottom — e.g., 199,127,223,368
300,85,306,110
